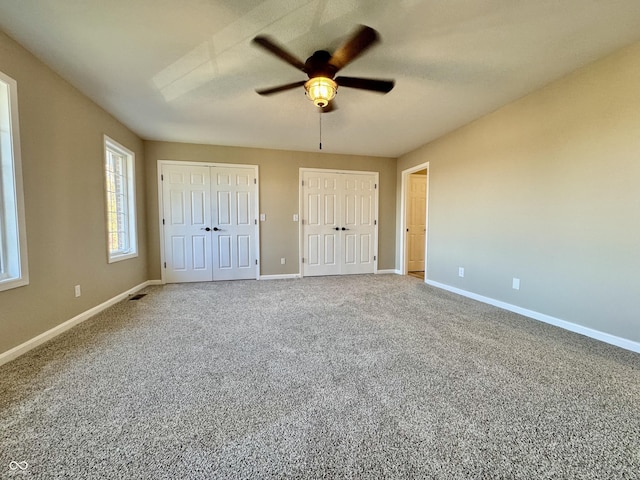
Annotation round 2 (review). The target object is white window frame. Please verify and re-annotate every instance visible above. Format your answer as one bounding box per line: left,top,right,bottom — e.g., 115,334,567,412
104,135,137,263
0,70,29,292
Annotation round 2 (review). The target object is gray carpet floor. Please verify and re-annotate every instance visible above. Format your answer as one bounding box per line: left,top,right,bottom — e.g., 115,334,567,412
1,275,639,479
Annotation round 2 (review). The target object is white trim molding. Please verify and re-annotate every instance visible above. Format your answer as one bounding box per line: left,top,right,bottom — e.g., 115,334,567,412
104,136,138,264
259,274,301,280
0,70,29,292
376,269,401,275
399,162,430,277
0,280,157,367
425,279,640,354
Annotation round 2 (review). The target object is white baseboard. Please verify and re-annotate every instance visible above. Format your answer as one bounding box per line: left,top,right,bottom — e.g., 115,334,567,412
259,274,301,280
0,280,155,367
263,271,401,278
425,279,640,354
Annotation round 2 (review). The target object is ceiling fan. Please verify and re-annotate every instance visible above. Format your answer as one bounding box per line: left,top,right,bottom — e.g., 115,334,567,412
252,25,395,112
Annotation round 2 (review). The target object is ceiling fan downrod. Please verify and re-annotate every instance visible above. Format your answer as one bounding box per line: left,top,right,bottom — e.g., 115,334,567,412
319,109,322,150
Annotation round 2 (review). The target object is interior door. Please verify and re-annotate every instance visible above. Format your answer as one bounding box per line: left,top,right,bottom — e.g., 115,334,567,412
407,173,427,272
341,174,376,274
161,163,258,283
162,164,213,283
302,171,341,276
211,167,257,280
302,170,377,277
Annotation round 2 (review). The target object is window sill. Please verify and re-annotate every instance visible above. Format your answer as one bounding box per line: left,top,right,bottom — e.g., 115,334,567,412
108,252,138,264
0,276,29,292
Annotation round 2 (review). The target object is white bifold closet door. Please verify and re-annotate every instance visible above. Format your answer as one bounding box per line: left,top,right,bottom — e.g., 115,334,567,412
162,163,257,283
302,170,377,277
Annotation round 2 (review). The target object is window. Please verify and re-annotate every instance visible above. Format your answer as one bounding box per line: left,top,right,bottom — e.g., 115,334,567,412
0,71,29,292
104,136,137,263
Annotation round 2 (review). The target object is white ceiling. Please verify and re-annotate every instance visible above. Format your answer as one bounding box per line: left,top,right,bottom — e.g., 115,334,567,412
1,0,640,158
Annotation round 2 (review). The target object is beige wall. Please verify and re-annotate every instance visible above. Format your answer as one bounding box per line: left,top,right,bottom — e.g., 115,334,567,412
0,32,148,354
398,41,640,343
144,141,396,278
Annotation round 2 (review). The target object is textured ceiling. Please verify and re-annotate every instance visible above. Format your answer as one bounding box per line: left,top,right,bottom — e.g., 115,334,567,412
1,0,640,158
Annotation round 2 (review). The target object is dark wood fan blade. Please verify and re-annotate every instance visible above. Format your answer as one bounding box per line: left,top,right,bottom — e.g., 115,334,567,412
328,25,380,72
256,80,306,96
252,36,307,72
335,76,395,93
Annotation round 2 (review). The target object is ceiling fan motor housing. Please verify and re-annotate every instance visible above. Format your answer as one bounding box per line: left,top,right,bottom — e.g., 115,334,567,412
304,50,337,78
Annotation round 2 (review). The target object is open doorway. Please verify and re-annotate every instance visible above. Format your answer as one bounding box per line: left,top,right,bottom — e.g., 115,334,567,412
400,162,429,280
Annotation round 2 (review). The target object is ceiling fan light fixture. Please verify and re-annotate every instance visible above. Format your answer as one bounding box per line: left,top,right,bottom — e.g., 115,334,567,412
305,77,337,107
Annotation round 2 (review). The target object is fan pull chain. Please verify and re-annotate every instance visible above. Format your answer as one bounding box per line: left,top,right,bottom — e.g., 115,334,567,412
319,109,322,150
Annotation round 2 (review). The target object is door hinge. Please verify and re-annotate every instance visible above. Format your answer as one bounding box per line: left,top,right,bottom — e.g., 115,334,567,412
161,174,164,181
255,259,258,265
254,178,257,184
374,256,377,261
255,219,257,225
162,218,165,225
302,258,305,263
301,219,305,225
301,180,304,186
375,183,377,189
164,262,166,268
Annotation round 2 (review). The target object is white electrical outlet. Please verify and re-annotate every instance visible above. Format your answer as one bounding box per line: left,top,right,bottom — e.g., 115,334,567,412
293,214,299,222
512,278,520,290
281,258,286,265
74,285,81,297
458,267,465,278
260,213,266,221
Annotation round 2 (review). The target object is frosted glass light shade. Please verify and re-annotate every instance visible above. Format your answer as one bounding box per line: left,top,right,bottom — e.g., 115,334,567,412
304,77,337,107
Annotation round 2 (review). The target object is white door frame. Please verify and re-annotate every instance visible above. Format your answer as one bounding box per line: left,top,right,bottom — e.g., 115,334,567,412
299,168,379,278
400,162,429,277
157,160,260,284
